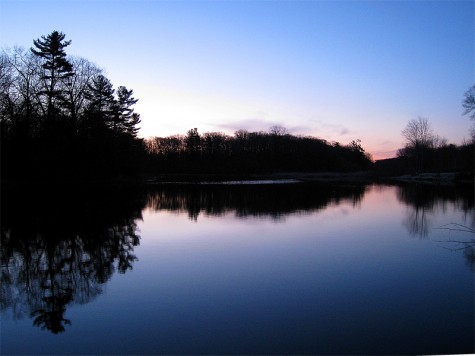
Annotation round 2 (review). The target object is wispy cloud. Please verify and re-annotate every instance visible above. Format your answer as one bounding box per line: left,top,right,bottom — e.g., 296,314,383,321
308,119,352,139
211,117,352,140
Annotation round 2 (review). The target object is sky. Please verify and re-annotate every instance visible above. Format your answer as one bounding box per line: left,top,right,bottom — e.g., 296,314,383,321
1,0,473,159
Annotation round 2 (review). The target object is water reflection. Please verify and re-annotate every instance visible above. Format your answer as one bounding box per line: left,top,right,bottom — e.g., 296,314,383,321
397,183,474,238
2,183,366,334
1,182,473,336
398,183,474,238
434,223,475,272
145,182,366,221
1,186,144,333
465,246,475,272
396,183,474,270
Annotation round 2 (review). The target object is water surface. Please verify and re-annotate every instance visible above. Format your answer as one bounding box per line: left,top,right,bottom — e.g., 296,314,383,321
1,182,474,354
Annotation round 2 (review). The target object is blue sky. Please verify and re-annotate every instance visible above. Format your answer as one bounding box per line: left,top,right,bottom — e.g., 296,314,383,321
1,0,473,159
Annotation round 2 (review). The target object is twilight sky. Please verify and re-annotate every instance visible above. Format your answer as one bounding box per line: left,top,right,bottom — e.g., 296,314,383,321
1,0,473,159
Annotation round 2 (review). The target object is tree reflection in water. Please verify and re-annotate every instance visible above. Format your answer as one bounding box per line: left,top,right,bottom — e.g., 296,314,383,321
2,181,473,334
1,186,144,334
397,183,474,270
1,182,367,334
398,183,474,238
145,182,367,221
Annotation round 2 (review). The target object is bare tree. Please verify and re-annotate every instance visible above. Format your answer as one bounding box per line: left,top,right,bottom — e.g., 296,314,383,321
401,117,437,172
462,86,475,180
401,117,434,148
0,50,14,137
462,85,475,120
1,47,42,137
63,56,102,126
0,50,13,94
269,125,289,136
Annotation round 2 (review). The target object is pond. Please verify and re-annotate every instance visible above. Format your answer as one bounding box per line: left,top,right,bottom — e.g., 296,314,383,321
1,182,474,354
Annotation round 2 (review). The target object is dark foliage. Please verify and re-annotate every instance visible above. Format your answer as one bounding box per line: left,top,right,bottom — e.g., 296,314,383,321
1,32,144,180
1,32,376,180
463,84,475,121
0,182,365,334
374,116,474,178
375,142,474,178
2,181,473,334
1,184,145,333
396,182,474,239
145,129,373,174
145,182,367,221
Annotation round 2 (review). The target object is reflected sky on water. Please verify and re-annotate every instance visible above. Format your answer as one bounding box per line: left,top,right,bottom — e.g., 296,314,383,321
1,182,474,354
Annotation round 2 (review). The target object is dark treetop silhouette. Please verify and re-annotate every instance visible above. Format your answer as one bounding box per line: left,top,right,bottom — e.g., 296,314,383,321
1,31,473,182
1,31,143,180
1,31,375,181
144,128,373,175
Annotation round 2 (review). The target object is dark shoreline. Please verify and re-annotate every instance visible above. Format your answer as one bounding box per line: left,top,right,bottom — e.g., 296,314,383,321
2,170,473,188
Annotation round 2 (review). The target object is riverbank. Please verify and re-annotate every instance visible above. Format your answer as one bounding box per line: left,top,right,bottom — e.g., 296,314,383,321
144,170,475,185
2,170,472,187
144,171,375,184
384,172,473,185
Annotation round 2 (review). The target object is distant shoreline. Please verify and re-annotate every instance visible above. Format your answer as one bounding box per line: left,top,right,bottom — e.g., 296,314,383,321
2,170,473,187
145,171,472,185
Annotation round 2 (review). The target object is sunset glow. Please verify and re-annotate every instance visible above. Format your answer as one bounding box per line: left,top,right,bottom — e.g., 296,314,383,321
1,0,473,160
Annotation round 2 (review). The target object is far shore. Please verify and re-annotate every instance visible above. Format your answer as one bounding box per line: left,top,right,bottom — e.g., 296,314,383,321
2,170,472,187
144,170,472,185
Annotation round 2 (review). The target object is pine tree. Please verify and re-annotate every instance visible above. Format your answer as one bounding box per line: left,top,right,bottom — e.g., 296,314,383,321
114,86,139,136
31,31,74,120
86,75,115,113
125,113,141,137
83,74,116,132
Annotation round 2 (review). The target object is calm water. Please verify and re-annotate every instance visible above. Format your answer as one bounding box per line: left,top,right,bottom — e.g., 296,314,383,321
1,182,474,355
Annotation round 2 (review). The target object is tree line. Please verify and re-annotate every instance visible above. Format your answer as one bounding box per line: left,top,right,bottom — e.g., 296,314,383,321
1,31,374,181
375,116,473,177
1,31,473,181
1,31,143,180
387,85,475,177
144,127,373,174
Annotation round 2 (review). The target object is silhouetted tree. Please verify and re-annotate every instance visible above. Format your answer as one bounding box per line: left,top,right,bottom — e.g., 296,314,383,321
1,47,41,139
63,56,102,127
399,117,435,172
1,31,146,180
1,47,44,176
202,132,228,156
84,74,115,128
269,125,289,136
145,127,374,174
185,128,201,154
114,86,140,136
401,117,434,149
463,85,475,121
392,117,473,175
462,85,475,180
31,31,74,122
